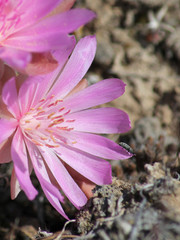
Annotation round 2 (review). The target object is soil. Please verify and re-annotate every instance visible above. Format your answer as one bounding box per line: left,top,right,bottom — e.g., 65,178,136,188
0,0,180,239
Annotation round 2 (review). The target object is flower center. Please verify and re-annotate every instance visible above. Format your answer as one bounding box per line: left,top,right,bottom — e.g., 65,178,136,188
0,0,23,41
19,95,75,149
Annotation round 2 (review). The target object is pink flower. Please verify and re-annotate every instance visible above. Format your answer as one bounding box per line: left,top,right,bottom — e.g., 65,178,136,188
0,36,132,219
0,0,95,74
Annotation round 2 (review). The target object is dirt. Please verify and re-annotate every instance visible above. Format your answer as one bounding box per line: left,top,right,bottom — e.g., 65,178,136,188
0,0,180,239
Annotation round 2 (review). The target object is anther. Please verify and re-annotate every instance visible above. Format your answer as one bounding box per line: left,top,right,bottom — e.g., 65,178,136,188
64,109,71,115
59,107,65,112
47,112,55,119
66,119,75,123
31,139,44,146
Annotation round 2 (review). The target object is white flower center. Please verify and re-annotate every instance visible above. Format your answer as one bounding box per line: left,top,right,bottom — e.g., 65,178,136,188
19,95,75,148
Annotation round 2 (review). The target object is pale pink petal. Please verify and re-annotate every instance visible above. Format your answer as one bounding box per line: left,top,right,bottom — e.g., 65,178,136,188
13,0,63,33
2,77,21,118
14,9,96,36
63,79,126,112
26,141,68,218
57,144,112,185
10,167,21,199
48,35,96,98
59,131,133,160
0,47,31,69
11,128,38,200
63,107,131,134
42,187,69,220
5,33,75,52
18,39,76,112
0,119,17,145
18,77,43,115
18,52,70,113
25,142,64,199
39,147,87,208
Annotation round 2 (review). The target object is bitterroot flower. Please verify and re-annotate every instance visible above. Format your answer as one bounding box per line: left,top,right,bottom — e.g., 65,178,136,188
0,0,95,73
0,36,132,219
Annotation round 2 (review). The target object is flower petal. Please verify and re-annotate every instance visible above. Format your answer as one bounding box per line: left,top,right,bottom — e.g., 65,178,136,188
11,128,38,200
62,163,96,199
26,141,68,218
18,39,76,113
41,187,69,220
15,9,95,37
39,147,87,208
59,131,133,160
48,35,96,98
0,119,17,145
56,144,112,185
13,0,63,33
0,47,31,69
63,107,131,134
63,79,126,112
5,33,75,52
2,77,21,118
18,77,43,116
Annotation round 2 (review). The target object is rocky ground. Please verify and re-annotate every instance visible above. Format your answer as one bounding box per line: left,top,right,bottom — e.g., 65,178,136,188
0,0,179,239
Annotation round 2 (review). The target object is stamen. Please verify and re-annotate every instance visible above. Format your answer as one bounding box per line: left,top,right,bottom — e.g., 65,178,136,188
55,99,63,104
51,115,63,120
50,135,57,143
66,119,75,123
41,137,48,140
50,95,55,99
47,102,55,108
35,111,45,116
24,128,32,131
47,112,55,119
39,98,46,102
53,119,64,124
64,109,71,115
46,129,54,133
35,124,41,129
59,107,65,112
31,139,44,146
57,127,74,131
45,144,59,148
